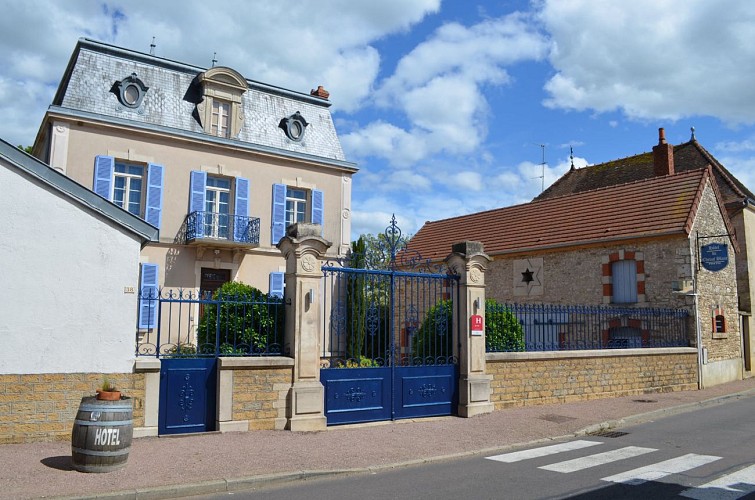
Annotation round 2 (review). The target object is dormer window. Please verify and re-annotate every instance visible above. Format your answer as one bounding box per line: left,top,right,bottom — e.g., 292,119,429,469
114,73,148,109
195,67,247,139
279,112,308,142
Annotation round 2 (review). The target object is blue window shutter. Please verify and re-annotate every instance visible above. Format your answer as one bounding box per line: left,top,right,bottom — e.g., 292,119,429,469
612,260,638,303
234,177,250,242
138,263,159,329
269,271,284,299
271,183,286,245
145,163,164,229
312,189,324,232
189,171,207,238
93,155,114,200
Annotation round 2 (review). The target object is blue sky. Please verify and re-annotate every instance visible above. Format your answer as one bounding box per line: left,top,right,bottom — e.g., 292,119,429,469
2,1,755,238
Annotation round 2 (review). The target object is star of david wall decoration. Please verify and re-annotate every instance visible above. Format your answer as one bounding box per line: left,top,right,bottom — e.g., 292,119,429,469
513,258,544,297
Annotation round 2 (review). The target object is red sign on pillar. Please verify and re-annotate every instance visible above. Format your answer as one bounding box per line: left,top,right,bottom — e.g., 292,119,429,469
470,314,484,336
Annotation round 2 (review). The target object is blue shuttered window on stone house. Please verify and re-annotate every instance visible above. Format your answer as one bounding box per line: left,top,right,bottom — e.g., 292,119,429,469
145,163,164,229
233,177,250,242
312,189,324,227
189,171,208,238
271,184,287,245
138,263,159,329
92,155,163,231
612,259,638,303
271,184,324,245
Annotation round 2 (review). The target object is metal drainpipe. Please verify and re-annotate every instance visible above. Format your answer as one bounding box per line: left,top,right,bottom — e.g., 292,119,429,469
694,289,703,390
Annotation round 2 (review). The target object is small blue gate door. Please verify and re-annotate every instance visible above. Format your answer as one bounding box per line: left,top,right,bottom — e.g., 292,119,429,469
158,358,217,435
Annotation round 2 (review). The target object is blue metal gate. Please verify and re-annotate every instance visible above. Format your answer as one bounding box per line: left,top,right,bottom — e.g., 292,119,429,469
321,217,459,425
158,358,217,435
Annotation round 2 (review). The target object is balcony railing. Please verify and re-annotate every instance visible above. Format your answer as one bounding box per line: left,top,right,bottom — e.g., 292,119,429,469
186,211,260,246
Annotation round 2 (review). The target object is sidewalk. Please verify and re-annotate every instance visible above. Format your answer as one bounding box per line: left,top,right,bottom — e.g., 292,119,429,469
3,377,754,500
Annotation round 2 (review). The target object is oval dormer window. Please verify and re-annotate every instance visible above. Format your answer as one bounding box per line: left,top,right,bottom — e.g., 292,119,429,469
115,73,149,109
279,111,308,142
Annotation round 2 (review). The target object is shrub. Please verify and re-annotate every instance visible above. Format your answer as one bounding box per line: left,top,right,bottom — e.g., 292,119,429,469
412,299,454,362
485,299,525,352
197,281,284,355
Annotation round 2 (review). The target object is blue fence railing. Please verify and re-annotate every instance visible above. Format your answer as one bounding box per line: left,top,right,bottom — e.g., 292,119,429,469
136,288,285,358
185,211,261,245
485,302,690,352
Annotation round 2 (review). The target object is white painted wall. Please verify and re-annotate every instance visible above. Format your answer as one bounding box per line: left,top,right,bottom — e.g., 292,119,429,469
0,162,143,374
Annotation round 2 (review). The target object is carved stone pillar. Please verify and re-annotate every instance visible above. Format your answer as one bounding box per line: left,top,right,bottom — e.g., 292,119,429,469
277,223,331,431
446,241,494,417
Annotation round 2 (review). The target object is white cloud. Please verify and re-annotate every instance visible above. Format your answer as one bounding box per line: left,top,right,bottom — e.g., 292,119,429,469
539,0,755,124
715,138,755,153
343,12,549,166
0,0,441,146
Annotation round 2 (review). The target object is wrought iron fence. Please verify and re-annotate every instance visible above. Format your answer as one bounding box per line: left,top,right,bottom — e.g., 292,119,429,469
321,266,459,368
136,288,285,357
486,302,690,352
185,211,261,244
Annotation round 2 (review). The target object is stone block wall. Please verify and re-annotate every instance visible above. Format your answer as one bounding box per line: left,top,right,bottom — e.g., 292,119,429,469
229,365,293,431
0,373,145,444
487,349,698,409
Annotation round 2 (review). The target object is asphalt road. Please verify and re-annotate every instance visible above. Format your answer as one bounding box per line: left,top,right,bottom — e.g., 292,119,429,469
189,395,755,499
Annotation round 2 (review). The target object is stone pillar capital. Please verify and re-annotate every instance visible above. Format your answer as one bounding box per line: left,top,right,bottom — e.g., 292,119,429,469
446,241,491,288
277,224,331,277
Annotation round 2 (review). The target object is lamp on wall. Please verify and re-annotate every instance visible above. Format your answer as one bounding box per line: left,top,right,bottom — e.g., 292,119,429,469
473,297,481,311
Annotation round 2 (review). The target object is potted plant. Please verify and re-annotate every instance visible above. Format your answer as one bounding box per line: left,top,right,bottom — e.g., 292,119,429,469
96,377,121,401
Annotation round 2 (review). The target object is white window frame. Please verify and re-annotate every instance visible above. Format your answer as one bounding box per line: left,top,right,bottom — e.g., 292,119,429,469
205,176,232,239
285,188,308,226
211,100,231,138
113,162,145,217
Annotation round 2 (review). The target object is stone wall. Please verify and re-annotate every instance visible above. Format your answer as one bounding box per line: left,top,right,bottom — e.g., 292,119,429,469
487,238,694,310
690,183,742,384
231,367,292,430
219,358,293,431
0,373,145,444
487,349,698,408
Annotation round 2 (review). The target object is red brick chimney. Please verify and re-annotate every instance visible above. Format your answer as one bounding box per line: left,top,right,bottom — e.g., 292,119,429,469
653,127,675,176
310,85,330,100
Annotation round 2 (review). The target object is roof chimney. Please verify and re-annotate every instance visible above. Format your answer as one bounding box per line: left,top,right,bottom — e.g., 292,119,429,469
310,85,330,100
653,127,674,176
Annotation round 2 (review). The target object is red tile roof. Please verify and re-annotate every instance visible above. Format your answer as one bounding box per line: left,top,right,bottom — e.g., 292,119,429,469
407,168,718,262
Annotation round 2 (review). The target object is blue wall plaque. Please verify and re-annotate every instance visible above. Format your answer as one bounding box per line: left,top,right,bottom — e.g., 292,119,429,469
701,243,728,272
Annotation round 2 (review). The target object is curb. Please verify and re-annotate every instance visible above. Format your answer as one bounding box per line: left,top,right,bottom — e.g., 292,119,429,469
53,387,755,500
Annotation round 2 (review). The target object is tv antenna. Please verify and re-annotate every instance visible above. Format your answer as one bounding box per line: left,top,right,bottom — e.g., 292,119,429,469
533,143,546,193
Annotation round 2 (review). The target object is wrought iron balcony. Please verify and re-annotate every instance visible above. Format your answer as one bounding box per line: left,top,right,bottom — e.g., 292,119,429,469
185,211,260,248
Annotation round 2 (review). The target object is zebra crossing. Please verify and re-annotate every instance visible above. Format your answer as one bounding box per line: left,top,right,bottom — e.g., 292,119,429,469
485,439,755,499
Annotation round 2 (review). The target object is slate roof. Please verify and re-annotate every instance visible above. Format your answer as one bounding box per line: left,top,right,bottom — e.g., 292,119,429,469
536,139,754,206
407,168,725,262
45,38,355,171
0,138,158,244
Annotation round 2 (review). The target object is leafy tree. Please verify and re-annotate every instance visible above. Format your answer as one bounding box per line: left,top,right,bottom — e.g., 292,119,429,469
197,281,284,355
485,299,525,352
17,145,33,154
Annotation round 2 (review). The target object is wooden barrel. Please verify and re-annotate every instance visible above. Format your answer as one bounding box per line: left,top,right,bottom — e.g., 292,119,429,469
71,396,133,473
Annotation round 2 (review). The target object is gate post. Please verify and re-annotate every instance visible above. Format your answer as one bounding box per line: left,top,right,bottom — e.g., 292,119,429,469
278,223,331,431
446,241,494,417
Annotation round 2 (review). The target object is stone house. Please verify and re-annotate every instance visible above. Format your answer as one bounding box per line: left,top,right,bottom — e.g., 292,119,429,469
0,138,157,443
31,38,357,337
408,150,742,389
537,128,753,379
